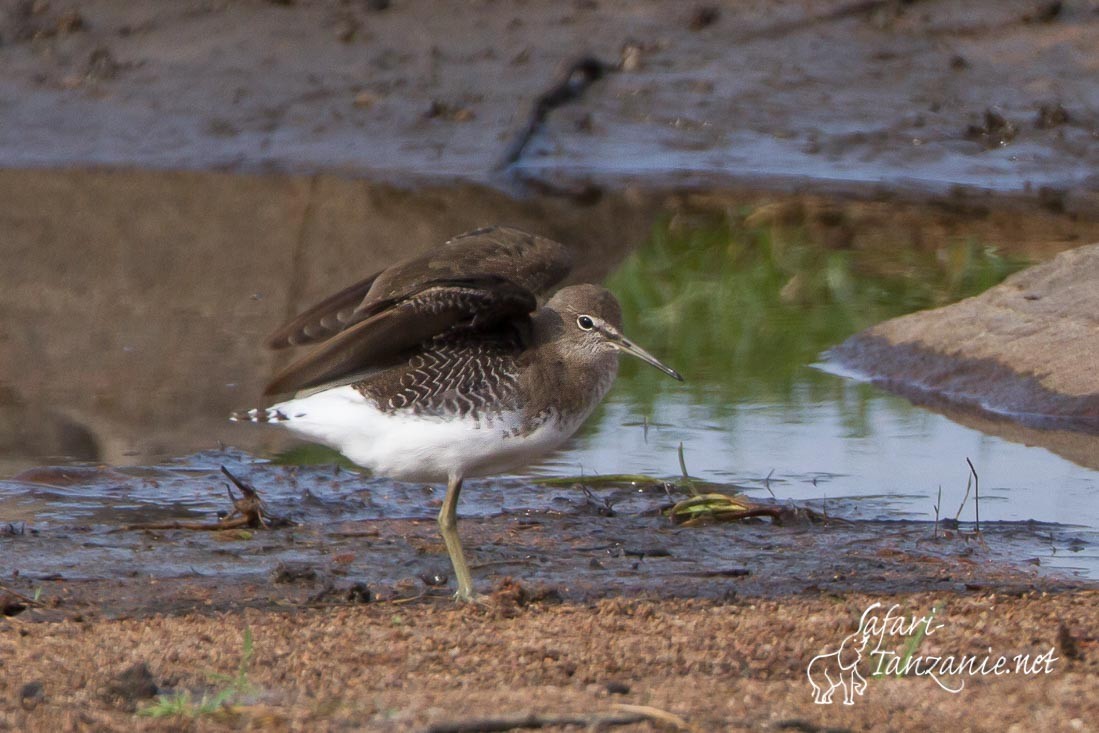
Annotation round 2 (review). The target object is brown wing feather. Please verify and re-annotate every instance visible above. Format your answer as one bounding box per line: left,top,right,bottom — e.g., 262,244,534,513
266,226,570,351
360,226,572,311
267,272,380,349
264,278,536,395
262,226,573,395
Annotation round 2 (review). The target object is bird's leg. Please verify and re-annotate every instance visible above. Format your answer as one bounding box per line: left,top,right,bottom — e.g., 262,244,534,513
438,474,477,602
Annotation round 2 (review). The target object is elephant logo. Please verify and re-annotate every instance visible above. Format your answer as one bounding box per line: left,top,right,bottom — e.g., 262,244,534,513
805,601,1056,702
806,629,871,705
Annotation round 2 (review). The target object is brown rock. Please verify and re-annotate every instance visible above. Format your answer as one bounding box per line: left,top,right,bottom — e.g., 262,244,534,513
101,662,159,712
830,243,1099,431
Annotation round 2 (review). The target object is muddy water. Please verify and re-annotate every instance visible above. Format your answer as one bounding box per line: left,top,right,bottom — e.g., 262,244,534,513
1,172,1098,606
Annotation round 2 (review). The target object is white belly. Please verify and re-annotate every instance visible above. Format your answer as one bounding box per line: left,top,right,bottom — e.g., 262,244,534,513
269,386,580,482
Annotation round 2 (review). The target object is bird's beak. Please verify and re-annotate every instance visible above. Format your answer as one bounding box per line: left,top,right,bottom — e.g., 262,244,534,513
610,333,684,382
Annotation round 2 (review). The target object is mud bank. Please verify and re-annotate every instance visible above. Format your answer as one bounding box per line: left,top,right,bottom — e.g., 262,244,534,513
3,0,1099,203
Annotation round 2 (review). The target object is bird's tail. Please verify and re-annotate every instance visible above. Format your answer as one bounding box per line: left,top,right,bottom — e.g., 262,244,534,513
229,407,290,423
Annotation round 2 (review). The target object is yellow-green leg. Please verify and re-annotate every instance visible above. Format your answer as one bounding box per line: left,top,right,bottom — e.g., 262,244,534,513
438,474,477,602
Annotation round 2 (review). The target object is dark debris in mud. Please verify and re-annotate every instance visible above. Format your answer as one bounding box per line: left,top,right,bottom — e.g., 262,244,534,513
1,592,28,617
1035,102,1071,130
965,108,1018,149
116,465,295,532
664,492,824,527
499,53,613,170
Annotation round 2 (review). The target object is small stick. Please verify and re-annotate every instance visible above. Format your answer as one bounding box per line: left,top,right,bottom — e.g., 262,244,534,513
933,484,942,539
678,442,699,497
0,584,44,607
611,703,694,731
966,457,980,534
497,55,612,169
954,460,972,523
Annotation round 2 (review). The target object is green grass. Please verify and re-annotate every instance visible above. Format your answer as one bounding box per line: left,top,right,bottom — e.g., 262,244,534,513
664,492,752,524
606,211,1026,412
872,603,944,679
270,444,361,470
140,627,256,719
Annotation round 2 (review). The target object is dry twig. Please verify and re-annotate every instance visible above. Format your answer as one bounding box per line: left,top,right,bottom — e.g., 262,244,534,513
425,701,694,733
498,55,611,169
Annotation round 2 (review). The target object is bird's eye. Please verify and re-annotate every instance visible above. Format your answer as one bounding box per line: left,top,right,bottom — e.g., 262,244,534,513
576,315,595,331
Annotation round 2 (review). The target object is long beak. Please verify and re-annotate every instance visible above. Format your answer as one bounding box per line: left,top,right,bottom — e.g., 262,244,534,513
612,333,684,382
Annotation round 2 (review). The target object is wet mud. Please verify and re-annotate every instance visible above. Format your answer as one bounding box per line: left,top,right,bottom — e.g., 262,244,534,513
3,1,1099,203
2,173,1098,618
1,453,1090,621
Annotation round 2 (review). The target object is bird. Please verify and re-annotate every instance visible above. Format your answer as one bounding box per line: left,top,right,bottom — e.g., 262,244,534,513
231,225,683,601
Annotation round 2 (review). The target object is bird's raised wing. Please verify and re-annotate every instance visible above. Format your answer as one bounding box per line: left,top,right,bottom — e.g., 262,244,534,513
262,226,573,395
266,273,380,349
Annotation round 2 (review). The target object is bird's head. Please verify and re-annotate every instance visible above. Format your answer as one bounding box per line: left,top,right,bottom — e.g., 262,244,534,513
543,284,683,381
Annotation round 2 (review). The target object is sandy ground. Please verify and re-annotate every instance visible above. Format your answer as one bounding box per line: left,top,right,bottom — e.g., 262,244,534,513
1,586,1096,731
2,502,1097,732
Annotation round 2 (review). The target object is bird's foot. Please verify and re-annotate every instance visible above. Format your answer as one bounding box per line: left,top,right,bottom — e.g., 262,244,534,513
452,588,488,605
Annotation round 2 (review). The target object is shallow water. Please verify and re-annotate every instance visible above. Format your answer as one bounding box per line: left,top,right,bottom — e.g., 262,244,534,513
1,209,1096,589
549,218,1098,578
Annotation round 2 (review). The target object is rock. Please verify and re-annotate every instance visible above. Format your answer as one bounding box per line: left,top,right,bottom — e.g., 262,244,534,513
604,680,631,695
19,681,44,710
102,662,159,711
829,243,1099,431
271,561,318,584
1,590,27,617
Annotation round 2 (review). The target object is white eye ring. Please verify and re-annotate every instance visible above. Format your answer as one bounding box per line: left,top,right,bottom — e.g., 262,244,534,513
576,315,595,331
